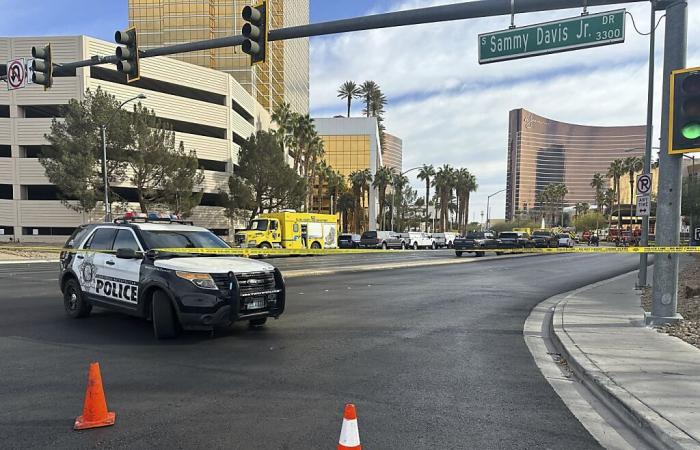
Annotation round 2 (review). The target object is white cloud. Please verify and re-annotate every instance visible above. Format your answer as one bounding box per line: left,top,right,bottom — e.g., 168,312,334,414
310,0,700,219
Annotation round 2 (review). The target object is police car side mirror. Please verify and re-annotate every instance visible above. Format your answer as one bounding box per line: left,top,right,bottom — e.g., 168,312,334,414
116,248,139,259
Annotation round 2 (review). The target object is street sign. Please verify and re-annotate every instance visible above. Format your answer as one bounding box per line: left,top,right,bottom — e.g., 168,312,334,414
695,227,700,242
25,58,34,85
636,195,651,217
478,9,625,64
6,58,27,90
636,173,653,196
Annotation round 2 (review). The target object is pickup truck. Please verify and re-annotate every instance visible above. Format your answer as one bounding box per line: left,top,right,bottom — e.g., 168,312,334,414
433,232,457,248
359,231,407,250
454,231,500,257
531,230,558,248
403,232,437,250
498,231,532,249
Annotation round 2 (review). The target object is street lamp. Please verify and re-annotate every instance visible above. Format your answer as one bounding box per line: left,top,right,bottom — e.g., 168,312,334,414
391,166,421,232
485,189,506,230
101,94,146,222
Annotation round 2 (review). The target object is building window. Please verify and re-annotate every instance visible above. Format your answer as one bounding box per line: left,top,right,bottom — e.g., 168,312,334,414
0,184,12,199
198,159,228,172
22,105,64,119
200,192,221,206
0,105,9,117
232,131,249,148
232,99,254,125
21,146,49,158
0,226,13,236
24,185,67,201
22,227,76,236
0,145,10,158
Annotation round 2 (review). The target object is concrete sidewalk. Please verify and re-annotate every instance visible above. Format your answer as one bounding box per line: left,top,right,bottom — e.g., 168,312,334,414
552,271,700,450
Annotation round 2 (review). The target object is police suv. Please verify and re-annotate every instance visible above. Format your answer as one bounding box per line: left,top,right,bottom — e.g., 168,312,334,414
59,218,285,339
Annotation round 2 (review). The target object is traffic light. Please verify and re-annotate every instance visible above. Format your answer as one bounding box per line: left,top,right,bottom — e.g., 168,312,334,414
669,67,700,154
115,27,140,83
242,1,267,65
31,44,52,89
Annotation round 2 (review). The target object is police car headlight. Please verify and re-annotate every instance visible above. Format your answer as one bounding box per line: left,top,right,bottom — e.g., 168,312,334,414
176,272,218,290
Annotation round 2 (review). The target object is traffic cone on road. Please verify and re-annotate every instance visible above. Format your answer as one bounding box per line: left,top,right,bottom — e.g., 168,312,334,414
337,403,361,450
74,362,116,430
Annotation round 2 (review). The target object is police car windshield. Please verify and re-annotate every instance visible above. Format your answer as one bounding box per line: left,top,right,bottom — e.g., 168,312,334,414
140,230,229,250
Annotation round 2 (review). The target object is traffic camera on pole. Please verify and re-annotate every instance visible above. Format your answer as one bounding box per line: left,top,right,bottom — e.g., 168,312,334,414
242,1,267,65
669,67,700,154
115,27,140,83
31,44,53,89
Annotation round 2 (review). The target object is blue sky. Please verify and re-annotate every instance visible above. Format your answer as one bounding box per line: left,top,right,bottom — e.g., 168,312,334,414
1,1,699,219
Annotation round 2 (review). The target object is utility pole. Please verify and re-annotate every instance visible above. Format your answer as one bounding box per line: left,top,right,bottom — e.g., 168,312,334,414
648,0,688,325
637,1,657,289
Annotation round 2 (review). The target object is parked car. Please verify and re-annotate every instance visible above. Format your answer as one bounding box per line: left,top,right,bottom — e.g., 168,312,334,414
557,233,575,248
454,231,500,257
338,233,361,249
531,230,558,248
359,231,406,250
433,232,457,248
404,231,437,249
498,231,532,249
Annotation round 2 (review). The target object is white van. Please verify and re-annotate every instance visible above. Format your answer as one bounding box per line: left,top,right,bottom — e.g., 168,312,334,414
404,231,437,250
433,232,457,248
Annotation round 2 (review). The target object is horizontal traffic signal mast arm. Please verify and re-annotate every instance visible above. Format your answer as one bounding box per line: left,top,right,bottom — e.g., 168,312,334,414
8,0,650,80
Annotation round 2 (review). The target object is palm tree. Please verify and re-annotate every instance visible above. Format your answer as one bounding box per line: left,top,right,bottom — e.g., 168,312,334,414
326,169,346,215
349,169,373,233
590,173,606,230
574,202,590,217
337,191,355,233
372,166,395,230
554,183,569,226
460,170,478,235
624,156,644,228
391,173,409,231
417,164,435,231
434,164,456,232
359,81,379,118
607,159,626,234
337,81,361,118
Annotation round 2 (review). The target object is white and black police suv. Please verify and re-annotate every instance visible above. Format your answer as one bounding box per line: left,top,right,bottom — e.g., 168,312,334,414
59,218,285,339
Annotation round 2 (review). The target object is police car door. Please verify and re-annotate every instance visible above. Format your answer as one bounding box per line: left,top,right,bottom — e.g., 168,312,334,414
98,229,143,307
75,227,117,300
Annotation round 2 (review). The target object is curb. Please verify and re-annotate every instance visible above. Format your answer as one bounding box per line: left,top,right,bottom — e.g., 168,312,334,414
0,259,59,265
549,272,700,450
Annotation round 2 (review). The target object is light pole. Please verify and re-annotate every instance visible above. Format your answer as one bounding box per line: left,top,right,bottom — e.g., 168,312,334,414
101,94,146,222
391,166,421,232
485,189,506,230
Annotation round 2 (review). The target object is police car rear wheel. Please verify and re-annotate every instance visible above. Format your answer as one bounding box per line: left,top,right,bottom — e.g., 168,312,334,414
152,291,179,339
249,317,267,328
63,279,92,318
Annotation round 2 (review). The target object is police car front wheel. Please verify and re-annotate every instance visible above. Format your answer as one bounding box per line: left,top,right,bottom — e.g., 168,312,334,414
63,279,92,318
249,317,267,328
152,290,180,339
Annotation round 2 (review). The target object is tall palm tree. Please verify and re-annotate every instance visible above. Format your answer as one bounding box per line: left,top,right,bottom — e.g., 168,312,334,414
607,159,626,233
459,170,477,235
554,183,569,226
359,81,380,118
391,173,409,231
372,166,395,230
417,164,435,231
326,169,346,215
590,172,606,230
337,81,361,118
434,164,456,232
624,156,644,227
349,169,373,233
337,191,355,233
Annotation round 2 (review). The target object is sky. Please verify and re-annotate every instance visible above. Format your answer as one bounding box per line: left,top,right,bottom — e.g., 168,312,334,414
1,0,699,220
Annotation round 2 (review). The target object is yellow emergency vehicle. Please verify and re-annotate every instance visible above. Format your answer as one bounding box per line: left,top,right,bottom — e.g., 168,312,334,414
233,211,339,249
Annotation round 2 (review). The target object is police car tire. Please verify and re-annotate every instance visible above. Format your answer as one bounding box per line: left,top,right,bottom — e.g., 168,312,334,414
249,317,267,328
63,279,92,318
152,291,179,339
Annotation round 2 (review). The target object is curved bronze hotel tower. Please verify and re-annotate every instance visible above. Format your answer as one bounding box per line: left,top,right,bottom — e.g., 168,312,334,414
505,109,646,221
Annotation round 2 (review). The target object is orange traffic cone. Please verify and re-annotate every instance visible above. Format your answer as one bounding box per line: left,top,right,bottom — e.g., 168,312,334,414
74,362,116,430
337,403,361,450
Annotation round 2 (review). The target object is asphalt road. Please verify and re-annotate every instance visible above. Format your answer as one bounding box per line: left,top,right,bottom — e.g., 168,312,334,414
0,252,641,449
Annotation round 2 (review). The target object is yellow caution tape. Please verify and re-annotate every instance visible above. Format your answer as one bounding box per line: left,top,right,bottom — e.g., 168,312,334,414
1,246,700,256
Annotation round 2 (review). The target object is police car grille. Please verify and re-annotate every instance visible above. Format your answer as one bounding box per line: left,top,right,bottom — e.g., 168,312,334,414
212,271,277,296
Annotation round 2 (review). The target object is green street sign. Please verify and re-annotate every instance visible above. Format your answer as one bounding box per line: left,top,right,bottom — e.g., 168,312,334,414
478,9,625,64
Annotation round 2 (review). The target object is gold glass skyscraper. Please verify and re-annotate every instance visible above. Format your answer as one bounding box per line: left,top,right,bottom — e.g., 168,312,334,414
128,0,309,114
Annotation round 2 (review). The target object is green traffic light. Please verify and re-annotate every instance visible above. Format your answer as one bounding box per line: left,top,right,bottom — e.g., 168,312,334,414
681,122,700,140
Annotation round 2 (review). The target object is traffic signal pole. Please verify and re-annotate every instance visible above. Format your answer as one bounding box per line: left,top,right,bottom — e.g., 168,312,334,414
647,0,688,325
7,0,647,80
637,1,657,289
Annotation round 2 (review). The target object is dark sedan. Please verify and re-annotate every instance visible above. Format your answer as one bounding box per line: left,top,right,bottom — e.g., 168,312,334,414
454,231,501,257
498,231,533,249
